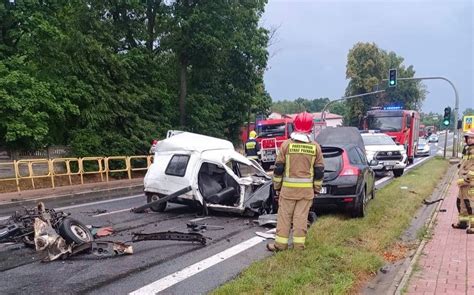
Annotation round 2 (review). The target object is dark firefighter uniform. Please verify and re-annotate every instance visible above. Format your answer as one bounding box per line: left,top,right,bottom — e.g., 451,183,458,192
454,139,474,233
270,137,324,250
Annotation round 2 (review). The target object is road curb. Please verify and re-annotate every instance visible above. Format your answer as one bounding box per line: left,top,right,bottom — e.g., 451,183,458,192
392,164,457,294
0,184,144,211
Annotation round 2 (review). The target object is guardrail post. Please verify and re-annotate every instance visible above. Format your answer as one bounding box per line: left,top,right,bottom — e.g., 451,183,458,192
14,160,20,192
127,157,132,180
49,159,55,189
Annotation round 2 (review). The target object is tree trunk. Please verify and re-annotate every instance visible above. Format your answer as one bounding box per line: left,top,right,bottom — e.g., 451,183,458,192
146,0,156,52
179,55,188,127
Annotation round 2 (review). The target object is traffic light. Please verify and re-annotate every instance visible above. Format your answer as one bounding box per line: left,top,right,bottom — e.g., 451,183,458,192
443,107,451,126
388,69,397,87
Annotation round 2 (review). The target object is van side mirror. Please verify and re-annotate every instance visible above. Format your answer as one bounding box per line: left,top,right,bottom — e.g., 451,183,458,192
369,160,379,166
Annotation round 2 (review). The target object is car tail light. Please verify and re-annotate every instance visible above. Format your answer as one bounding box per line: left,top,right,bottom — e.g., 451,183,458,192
151,139,158,145
339,151,360,176
343,198,354,202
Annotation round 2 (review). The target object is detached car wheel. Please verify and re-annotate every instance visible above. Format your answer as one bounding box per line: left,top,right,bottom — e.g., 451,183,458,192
393,169,404,177
352,188,367,218
147,193,167,212
58,217,94,245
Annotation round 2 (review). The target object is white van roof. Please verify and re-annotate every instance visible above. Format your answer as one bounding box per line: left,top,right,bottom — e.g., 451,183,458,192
155,132,234,153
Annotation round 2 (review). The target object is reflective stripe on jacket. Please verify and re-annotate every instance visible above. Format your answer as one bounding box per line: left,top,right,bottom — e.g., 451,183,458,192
273,139,324,200
458,145,474,187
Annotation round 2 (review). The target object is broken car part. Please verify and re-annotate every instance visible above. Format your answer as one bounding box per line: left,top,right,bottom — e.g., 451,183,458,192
422,198,443,205
0,202,93,247
91,241,133,257
186,222,224,232
132,186,193,213
131,231,207,245
34,218,72,262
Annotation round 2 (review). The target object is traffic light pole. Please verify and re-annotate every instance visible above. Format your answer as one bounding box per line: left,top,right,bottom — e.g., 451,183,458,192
382,76,460,158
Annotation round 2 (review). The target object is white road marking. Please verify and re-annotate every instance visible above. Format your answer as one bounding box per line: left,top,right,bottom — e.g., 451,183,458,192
129,236,266,295
0,194,143,221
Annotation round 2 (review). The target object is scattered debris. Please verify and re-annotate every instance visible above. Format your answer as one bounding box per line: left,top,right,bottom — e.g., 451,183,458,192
186,222,224,232
132,231,208,245
132,186,192,213
423,198,443,205
379,266,389,274
0,202,93,249
254,214,277,227
34,218,72,262
439,209,447,212
82,209,107,216
88,226,114,238
400,186,408,190
92,241,133,257
255,228,276,240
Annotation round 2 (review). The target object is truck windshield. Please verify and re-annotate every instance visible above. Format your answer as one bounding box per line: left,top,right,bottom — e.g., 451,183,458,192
257,123,286,138
367,116,403,132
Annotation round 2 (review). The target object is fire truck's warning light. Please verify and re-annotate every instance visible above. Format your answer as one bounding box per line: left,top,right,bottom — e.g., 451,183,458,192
443,107,451,126
382,103,403,111
388,69,397,87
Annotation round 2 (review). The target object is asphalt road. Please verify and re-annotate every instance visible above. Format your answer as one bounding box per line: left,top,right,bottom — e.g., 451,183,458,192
0,135,451,295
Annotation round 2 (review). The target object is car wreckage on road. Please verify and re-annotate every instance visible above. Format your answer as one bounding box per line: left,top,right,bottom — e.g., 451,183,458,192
143,132,275,215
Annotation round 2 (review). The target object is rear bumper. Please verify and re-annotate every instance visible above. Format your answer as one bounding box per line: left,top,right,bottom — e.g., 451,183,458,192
313,193,357,209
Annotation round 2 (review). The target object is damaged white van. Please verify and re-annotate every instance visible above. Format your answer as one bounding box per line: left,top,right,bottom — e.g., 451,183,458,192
143,132,274,215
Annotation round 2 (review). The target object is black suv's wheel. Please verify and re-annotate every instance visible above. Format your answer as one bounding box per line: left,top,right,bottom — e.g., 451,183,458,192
58,217,94,245
147,193,167,212
352,188,367,218
393,168,404,177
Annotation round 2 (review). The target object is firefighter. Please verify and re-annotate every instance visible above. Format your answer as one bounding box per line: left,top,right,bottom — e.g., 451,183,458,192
267,112,324,251
244,130,260,161
453,128,474,233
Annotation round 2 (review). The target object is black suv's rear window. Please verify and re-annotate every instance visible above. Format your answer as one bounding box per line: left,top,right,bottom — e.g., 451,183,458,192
165,155,190,177
321,147,343,175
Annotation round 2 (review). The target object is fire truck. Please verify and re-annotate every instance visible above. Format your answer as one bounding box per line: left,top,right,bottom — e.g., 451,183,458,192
255,118,294,170
364,107,420,164
419,124,426,138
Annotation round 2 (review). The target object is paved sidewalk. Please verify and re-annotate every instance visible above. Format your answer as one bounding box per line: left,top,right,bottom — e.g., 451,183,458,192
0,178,143,206
406,178,474,295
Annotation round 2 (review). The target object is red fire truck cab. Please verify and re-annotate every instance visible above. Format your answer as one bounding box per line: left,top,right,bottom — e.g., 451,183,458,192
255,118,294,170
364,108,420,164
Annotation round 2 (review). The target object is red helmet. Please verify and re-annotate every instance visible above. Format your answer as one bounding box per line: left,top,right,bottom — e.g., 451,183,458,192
294,112,314,133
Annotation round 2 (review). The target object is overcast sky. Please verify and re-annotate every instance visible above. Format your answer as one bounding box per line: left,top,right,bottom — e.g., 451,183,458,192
261,0,473,114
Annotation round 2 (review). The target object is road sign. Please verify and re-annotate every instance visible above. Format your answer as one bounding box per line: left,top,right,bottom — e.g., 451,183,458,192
463,116,474,131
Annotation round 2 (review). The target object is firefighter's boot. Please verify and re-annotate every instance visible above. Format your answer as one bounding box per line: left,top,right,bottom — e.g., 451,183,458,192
467,216,474,234
266,242,286,252
452,221,468,229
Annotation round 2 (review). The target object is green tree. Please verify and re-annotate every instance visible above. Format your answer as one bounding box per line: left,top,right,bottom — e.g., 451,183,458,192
344,42,426,126
345,42,386,126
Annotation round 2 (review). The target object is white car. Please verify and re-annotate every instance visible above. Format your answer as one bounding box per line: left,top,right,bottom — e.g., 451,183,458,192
361,133,407,177
143,131,273,215
416,138,431,157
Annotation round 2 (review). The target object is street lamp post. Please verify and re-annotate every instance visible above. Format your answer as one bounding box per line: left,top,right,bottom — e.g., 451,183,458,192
381,76,460,158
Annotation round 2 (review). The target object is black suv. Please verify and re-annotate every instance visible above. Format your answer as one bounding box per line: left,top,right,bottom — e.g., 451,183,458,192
314,127,377,218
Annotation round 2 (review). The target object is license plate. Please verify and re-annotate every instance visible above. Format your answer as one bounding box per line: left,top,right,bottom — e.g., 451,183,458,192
320,187,327,194
385,166,393,170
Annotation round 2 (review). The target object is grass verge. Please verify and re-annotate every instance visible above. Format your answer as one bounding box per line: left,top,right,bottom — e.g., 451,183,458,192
213,157,449,295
